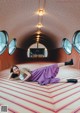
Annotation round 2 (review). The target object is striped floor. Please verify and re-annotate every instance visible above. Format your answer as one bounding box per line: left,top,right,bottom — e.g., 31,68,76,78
0,63,80,113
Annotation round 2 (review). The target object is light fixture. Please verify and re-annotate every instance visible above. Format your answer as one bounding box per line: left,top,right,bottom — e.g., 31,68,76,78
36,37,39,42
36,30,41,34
35,0,46,36
36,23,43,28
36,35,40,38
36,35,40,42
36,9,45,16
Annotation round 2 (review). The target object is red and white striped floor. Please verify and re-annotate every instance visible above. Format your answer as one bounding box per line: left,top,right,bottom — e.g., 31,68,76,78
0,63,80,113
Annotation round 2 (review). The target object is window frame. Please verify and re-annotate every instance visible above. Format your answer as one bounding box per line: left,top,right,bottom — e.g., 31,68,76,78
62,38,72,55
0,30,8,55
72,30,80,54
8,38,17,55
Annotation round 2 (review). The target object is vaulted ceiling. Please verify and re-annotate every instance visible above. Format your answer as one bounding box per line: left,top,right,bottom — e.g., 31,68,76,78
0,0,80,49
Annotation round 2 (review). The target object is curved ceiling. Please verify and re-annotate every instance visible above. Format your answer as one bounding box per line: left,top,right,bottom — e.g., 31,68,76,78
0,0,80,49
20,33,55,50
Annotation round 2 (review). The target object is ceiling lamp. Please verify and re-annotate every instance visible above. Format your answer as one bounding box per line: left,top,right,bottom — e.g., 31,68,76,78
37,9,45,16
36,23,43,28
36,37,39,42
36,30,41,34
36,35,40,38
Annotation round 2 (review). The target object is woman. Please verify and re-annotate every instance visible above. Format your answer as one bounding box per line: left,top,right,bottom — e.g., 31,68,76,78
9,59,78,85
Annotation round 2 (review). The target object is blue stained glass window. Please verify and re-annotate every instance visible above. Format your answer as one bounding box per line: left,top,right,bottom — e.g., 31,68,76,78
62,38,72,54
73,31,80,54
0,31,8,55
8,38,16,55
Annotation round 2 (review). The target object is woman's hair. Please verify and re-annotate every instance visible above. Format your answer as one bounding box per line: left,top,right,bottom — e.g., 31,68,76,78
10,65,19,78
10,65,19,73
11,73,19,78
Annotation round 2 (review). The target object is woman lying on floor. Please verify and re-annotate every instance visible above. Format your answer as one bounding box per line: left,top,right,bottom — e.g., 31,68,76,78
9,59,78,85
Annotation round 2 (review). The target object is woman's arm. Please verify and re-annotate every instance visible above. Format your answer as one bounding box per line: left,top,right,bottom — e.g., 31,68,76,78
19,70,31,83
8,73,12,79
8,74,17,81
23,73,31,81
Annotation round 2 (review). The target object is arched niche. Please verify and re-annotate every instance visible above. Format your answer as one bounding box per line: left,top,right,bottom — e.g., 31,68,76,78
27,43,48,58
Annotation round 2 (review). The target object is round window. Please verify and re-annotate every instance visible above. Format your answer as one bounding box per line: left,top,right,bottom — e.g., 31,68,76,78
8,38,16,55
62,38,72,54
0,30,8,55
72,31,80,53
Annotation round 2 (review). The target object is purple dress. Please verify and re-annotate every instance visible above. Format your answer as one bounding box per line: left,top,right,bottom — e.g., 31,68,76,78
29,64,60,85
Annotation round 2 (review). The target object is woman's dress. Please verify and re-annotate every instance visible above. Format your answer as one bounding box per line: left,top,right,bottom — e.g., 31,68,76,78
29,64,60,85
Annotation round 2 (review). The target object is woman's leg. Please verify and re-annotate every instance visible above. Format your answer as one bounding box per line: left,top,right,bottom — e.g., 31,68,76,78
57,59,73,67
59,79,67,83
59,79,78,83
57,62,65,67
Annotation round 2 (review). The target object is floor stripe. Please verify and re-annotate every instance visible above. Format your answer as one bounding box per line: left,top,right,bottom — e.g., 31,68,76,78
1,96,41,113
56,97,80,112
1,85,53,104
52,85,80,98
1,90,55,112
49,84,74,93
71,107,80,113
52,90,80,104
0,81,50,98
0,79,50,93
